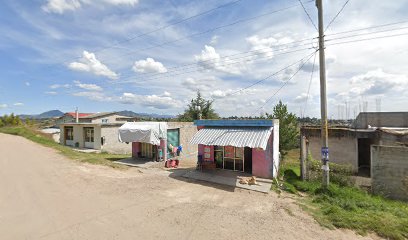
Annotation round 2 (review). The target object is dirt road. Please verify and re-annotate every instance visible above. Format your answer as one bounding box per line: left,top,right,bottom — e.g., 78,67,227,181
0,133,379,240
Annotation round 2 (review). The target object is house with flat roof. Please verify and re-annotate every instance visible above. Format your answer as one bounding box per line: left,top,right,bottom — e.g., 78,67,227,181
301,112,408,177
190,119,280,179
59,111,139,153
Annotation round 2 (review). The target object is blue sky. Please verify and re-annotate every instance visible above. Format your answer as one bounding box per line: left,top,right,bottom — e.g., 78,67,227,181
1,0,408,117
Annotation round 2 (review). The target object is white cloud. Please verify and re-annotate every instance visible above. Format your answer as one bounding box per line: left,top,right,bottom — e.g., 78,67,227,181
13,103,24,106
163,91,171,96
246,35,294,59
195,45,244,75
338,69,408,99
42,0,139,14
45,91,58,95
49,84,70,89
42,0,81,14
68,51,118,80
210,35,219,45
182,77,216,91
0,104,7,109
25,82,30,86
103,0,139,5
119,92,180,109
294,93,311,103
74,80,103,91
132,58,167,73
72,91,112,101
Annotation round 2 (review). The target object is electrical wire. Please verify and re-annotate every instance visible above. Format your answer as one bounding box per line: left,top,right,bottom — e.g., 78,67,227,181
110,46,315,84
326,25,408,42
298,0,318,30
326,32,408,46
325,0,351,31
325,20,408,36
99,1,315,64
211,50,318,102
302,52,317,117
253,50,318,114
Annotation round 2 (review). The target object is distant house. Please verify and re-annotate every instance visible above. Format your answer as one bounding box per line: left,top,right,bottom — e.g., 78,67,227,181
59,111,139,153
301,112,408,177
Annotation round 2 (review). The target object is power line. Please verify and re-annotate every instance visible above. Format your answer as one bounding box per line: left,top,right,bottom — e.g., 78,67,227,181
111,23,408,81
114,38,318,81
325,0,351,31
111,46,315,84
302,52,317,117
100,1,315,64
94,0,245,55
254,50,318,115
212,50,318,102
326,32,408,46
325,20,408,36
133,36,318,77
298,0,318,30
326,25,408,42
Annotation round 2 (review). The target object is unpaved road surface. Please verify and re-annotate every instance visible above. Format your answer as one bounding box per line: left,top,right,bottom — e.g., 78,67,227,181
0,133,380,240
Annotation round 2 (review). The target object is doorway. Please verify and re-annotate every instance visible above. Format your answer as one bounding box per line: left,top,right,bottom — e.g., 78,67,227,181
244,147,252,174
213,146,245,172
357,138,372,177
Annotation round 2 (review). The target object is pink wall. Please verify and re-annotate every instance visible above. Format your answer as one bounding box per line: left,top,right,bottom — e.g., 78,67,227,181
252,134,274,178
198,144,214,162
132,142,140,157
160,139,167,161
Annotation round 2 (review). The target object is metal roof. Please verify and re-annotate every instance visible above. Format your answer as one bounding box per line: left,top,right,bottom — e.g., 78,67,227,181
190,127,273,150
194,119,274,127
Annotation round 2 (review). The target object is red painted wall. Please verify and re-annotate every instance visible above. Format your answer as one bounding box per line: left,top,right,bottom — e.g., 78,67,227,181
198,144,214,162
132,142,140,157
252,135,273,178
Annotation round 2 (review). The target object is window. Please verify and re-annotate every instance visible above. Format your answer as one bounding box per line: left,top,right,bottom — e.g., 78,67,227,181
214,146,244,172
101,118,109,123
84,127,94,143
65,127,74,140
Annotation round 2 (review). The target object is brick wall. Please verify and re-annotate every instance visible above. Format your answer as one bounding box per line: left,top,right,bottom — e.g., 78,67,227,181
168,122,198,162
371,145,408,201
101,126,132,154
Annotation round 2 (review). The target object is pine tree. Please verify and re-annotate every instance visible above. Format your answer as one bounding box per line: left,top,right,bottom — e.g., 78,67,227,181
178,91,220,121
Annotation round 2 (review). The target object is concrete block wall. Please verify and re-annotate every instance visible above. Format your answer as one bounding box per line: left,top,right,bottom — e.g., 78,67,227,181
101,126,132,154
307,134,358,172
168,122,198,162
371,145,408,201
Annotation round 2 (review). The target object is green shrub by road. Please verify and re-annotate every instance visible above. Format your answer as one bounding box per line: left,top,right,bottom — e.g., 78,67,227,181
279,149,408,240
0,126,130,169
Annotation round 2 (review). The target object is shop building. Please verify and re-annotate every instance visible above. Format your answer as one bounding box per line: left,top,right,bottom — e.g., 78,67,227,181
190,119,280,179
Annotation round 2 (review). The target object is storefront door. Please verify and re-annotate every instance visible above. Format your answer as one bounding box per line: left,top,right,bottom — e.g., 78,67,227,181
214,146,244,172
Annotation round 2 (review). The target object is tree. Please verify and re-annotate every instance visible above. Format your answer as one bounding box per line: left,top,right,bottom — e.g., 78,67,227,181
266,100,299,159
178,91,219,121
0,118,4,127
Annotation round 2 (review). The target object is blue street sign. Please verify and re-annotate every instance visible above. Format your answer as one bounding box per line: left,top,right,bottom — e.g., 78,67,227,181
321,147,329,160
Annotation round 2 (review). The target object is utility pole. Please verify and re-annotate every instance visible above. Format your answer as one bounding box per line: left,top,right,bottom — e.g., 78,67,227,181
316,0,329,188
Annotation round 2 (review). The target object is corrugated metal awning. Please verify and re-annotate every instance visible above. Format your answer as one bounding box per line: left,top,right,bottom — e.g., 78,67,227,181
190,127,273,150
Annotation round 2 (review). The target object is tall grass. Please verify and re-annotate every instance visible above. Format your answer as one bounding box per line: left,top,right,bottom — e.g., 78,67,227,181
280,149,408,240
0,126,129,169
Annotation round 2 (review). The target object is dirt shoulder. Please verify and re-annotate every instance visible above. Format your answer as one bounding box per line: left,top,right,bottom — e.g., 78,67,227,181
0,133,380,240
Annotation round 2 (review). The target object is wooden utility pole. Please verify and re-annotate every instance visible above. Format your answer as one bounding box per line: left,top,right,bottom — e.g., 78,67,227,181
316,0,330,188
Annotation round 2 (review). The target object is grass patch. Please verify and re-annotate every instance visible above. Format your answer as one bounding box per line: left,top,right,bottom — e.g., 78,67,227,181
278,149,408,240
0,126,130,169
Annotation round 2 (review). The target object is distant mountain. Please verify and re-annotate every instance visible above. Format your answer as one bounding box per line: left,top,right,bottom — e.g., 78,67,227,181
118,110,175,119
19,110,64,119
19,110,174,120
